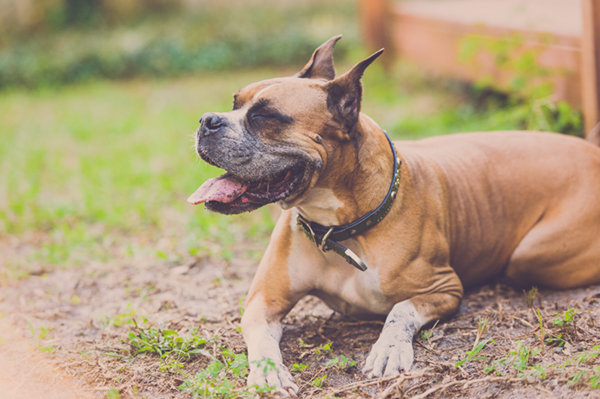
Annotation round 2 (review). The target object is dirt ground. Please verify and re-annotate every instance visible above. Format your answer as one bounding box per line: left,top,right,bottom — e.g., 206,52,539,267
1,237,599,399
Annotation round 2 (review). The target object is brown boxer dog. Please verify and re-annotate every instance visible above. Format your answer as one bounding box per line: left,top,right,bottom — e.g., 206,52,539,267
188,36,600,395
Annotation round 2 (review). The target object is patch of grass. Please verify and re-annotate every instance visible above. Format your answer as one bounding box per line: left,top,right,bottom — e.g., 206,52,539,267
484,341,600,389
180,351,276,398
0,71,280,278
127,324,213,372
26,319,55,353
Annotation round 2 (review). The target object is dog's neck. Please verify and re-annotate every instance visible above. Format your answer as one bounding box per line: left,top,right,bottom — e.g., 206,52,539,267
296,115,395,226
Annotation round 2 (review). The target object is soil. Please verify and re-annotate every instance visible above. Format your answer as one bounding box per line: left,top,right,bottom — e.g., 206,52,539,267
0,236,599,399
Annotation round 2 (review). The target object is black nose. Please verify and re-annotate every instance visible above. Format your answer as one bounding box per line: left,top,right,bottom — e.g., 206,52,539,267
199,113,225,136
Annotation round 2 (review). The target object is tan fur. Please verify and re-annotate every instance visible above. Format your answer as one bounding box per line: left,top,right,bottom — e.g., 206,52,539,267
245,211,295,318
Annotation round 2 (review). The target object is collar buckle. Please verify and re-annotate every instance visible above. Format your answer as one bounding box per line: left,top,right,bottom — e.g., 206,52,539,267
320,227,334,252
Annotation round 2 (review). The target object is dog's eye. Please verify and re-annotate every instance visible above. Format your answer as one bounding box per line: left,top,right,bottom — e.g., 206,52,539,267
252,113,275,121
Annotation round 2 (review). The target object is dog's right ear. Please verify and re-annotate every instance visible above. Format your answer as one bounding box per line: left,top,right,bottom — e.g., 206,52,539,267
324,49,384,133
295,35,342,81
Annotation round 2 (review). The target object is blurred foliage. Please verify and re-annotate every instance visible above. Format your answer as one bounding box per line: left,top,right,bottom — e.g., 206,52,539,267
63,0,102,27
459,33,582,136
0,1,358,90
0,60,528,277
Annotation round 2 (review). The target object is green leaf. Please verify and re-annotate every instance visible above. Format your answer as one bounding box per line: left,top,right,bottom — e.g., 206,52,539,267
106,388,121,399
456,339,492,367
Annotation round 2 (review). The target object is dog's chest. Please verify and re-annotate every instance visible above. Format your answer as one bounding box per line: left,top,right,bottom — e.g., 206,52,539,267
288,231,392,316
314,257,392,317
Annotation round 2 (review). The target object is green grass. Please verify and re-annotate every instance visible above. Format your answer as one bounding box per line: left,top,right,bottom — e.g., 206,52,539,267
0,70,283,277
0,62,531,279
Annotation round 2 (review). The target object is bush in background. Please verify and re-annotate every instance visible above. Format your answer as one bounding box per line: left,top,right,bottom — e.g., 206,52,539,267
0,0,359,90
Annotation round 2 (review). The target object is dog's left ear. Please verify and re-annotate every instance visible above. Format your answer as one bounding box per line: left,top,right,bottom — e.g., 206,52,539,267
295,35,342,81
325,49,384,131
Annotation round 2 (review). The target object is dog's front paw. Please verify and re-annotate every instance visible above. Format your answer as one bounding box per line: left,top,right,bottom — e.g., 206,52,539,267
248,358,299,396
362,337,414,378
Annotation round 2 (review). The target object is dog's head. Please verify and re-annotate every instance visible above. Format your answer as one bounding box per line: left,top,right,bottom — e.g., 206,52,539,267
188,36,383,214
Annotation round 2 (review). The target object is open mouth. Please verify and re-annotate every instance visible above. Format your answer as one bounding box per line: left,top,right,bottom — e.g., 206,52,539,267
187,166,305,213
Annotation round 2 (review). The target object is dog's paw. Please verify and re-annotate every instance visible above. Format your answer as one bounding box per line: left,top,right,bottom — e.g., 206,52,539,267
247,359,299,396
362,338,414,378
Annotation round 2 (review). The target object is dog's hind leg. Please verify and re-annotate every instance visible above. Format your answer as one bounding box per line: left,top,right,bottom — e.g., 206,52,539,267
505,204,600,289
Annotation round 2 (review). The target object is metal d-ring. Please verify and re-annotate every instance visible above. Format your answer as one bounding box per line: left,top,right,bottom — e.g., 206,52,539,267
297,214,316,243
320,227,334,252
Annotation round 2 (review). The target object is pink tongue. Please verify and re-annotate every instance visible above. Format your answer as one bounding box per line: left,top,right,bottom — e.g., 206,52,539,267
187,174,248,205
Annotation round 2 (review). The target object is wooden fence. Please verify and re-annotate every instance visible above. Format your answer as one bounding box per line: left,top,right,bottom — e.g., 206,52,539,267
360,0,600,137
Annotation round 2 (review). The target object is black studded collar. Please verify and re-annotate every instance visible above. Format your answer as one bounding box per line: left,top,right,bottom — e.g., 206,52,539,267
296,129,401,271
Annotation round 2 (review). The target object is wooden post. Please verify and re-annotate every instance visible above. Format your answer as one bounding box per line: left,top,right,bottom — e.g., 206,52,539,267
359,0,392,64
582,0,600,137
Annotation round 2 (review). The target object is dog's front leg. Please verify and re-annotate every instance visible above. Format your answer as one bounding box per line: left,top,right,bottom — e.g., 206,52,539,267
242,294,299,395
241,213,309,396
363,292,460,377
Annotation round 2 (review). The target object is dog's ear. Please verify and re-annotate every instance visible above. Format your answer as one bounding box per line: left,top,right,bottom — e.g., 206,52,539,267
325,49,384,131
295,35,342,81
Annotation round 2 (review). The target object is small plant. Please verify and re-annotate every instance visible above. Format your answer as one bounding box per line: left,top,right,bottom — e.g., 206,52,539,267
311,374,327,388
420,330,433,342
536,309,546,355
314,342,333,356
483,340,541,375
105,388,121,399
565,347,600,389
239,293,245,317
456,339,493,367
325,355,357,370
291,363,309,373
569,370,589,387
551,308,580,343
553,308,578,327
524,287,538,308
512,341,541,372
546,333,566,347
421,329,434,342
180,350,274,399
27,319,55,353
127,324,212,372
420,320,439,342
590,367,600,389
485,343,600,389
566,345,600,367
101,306,146,329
